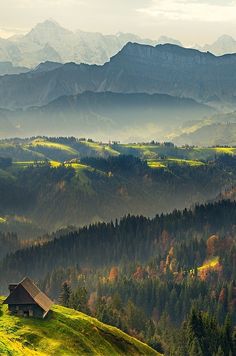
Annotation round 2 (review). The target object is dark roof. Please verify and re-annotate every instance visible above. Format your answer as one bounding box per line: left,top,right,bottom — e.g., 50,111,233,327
4,277,53,313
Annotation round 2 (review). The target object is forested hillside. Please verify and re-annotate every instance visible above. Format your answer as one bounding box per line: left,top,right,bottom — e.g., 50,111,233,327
0,200,235,354
0,140,235,232
0,137,235,354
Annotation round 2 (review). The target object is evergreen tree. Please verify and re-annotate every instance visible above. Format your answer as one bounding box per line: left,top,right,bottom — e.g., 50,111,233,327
59,281,71,307
189,337,203,356
69,286,88,314
214,346,224,356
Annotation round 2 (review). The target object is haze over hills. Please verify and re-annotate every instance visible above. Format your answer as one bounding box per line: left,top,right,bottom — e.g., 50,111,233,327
174,122,236,146
0,92,215,140
173,110,236,145
0,136,235,232
0,21,236,145
0,62,29,76
1,42,236,110
1,3,236,355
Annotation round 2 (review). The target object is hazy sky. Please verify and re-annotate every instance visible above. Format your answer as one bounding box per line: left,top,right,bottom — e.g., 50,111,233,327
1,0,236,44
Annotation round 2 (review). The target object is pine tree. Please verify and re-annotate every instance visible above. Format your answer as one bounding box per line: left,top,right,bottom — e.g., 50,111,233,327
214,346,224,356
69,286,88,313
221,313,233,355
189,337,203,356
59,281,71,307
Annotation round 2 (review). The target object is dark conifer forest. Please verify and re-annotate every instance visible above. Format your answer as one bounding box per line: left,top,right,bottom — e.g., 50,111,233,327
0,197,235,354
2,6,236,354
0,142,236,354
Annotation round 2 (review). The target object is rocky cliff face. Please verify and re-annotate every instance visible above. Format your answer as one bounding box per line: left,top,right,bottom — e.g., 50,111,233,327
1,43,236,109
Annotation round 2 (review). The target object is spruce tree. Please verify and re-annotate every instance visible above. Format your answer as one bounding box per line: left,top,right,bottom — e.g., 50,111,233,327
59,281,71,307
189,337,203,356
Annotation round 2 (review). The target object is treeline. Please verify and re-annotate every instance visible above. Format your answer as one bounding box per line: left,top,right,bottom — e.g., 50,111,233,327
0,155,236,231
0,232,20,260
1,200,236,354
37,232,236,356
81,155,148,176
1,200,235,284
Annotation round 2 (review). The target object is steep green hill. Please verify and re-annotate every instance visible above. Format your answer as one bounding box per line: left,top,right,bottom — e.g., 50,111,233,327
0,297,159,356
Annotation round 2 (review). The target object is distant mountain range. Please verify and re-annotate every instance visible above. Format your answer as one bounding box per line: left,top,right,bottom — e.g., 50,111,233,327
1,43,236,110
1,21,236,142
174,123,236,146
199,35,236,56
174,111,236,146
0,91,214,141
1,20,236,72
0,20,181,68
0,62,29,76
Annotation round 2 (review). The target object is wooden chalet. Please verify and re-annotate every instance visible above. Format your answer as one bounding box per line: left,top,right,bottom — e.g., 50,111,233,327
4,277,53,319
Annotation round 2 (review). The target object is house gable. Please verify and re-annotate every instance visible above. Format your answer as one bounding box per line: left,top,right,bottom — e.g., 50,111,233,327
4,284,38,305
4,277,53,314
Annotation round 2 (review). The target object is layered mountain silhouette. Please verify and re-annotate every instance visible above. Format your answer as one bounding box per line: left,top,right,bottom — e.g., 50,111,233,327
2,19,236,70
174,123,236,146
0,62,29,76
0,43,236,109
0,91,214,140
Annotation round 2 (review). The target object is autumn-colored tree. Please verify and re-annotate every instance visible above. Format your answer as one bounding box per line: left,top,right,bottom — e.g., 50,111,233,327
207,235,220,256
108,266,119,282
161,230,170,253
133,266,147,280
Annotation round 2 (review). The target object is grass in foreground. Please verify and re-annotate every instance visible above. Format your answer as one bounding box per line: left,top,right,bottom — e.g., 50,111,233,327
0,298,160,356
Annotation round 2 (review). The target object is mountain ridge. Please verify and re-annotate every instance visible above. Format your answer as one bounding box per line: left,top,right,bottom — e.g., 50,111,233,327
0,91,215,140
3,19,236,68
0,42,236,110
0,19,171,67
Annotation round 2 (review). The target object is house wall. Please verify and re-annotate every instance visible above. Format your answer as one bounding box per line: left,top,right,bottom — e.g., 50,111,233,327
8,304,44,318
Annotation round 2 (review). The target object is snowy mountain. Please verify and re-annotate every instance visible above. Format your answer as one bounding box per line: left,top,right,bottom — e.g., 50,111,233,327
0,19,181,67
0,62,29,76
199,35,236,55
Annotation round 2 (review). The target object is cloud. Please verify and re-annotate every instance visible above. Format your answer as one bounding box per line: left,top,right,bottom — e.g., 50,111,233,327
137,0,236,22
3,0,85,9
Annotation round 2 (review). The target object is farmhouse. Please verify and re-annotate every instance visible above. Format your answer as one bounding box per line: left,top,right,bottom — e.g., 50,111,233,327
4,277,53,319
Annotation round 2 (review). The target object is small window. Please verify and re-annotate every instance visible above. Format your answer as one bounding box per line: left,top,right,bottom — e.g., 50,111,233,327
16,306,19,311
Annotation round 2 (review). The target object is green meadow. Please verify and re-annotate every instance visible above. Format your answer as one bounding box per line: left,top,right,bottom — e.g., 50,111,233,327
0,298,159,356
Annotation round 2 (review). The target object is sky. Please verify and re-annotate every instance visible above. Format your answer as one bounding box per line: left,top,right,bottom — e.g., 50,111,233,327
1,0,236,44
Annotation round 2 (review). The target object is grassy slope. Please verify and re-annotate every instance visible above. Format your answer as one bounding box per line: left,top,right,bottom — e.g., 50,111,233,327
1,138,236,165
0,298,159,356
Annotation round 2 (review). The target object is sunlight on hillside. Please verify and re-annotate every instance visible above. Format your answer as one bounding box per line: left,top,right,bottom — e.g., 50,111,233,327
147,160,166,168
0,298,159,356
80,141,120,156
212,147,236,155
27,139,78,155
198,257,220,271
49,161,61,168
147,158,204,168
